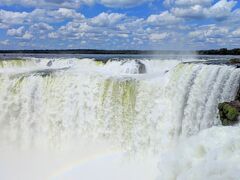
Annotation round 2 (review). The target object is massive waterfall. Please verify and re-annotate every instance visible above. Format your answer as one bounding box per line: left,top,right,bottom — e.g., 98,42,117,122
0,58,240,179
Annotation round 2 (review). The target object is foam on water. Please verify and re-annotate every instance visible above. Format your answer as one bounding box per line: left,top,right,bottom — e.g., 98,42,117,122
158,126,240,180
0,57,239,180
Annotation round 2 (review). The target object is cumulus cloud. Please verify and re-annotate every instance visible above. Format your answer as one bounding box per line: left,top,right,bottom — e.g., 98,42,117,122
0,0,152,8
149,32,170,42
0,8,84,27
0,23,9,29
29,8,85,22
99,0,153,8
7,26,25,37
7,26,33,40
48,32,59,39
171,5,206,19
0,40,10,45
168,0,237,20
0,0,93,8
164,0,213,7
22,31,33,40
231,28,240,37
30,23,54,31
0,0,240,49
0,10,28,25
147,11,182,25
91,12,125,26
207,0,237,20
188,24,230,45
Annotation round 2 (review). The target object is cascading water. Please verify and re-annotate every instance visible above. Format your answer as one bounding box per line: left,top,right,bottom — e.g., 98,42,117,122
0,57,240,180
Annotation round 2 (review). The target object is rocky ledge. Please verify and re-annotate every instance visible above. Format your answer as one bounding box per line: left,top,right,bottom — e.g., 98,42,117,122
184,58,240,68
218,58,240,126
218,101,240,126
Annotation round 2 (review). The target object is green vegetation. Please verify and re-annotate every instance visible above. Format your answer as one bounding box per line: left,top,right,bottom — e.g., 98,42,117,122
218,102,239,126
229,58,240,64
198,48,240,55
0,48,240,55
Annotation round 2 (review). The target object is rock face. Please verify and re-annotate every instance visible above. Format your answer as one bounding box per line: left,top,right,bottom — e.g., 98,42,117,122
218,101,240,126
218,61,240,126
135,60,146,74
120,60,147,74
229,58,240,64
229,58,240,68
47,60,53,67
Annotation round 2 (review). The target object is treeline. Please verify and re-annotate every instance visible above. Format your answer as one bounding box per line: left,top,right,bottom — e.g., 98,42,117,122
0,49,146,54
198,48,240,55
0,48,240,55
0,49,193,55
0,49,194,54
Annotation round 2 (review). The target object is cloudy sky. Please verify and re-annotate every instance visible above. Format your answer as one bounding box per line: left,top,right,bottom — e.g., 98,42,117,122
0,0,239,50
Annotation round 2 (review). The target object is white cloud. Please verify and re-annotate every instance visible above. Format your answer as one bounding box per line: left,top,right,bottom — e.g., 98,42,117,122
149,32,170,42
29,8,85,23
7,26,33,40
60,22,92,33
7,26,25,37
0,40,10,45
22,31,33,40
169,0,237,20
91,12,125,26
147,11,182,25
48,32,59,39
53,8,85,19
0,8,85,30
0,23,9,29
0,10,28,25
30,23,54,31
164,0,213,7
0,0,90,8
189,24,229,42
171,5,206,18
0,0,152,8
232,29,240,37
99,0,153,8
207,0,237,20
117,33,129,38
0,0,240,50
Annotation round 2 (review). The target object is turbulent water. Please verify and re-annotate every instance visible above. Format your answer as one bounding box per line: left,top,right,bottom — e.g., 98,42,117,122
0,57,240,180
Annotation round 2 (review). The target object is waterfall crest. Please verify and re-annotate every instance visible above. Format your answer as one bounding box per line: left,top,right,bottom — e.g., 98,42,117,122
0,58,239,152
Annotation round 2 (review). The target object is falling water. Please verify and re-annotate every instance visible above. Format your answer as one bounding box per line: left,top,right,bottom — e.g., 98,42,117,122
0,57,240,179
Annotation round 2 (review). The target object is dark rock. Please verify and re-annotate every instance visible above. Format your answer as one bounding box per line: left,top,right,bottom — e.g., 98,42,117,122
218,101,240,126
135,60,146,74
47,60,52,67
229,58,240,64
120,60,146,74
183,59,240,68
235,88,240,101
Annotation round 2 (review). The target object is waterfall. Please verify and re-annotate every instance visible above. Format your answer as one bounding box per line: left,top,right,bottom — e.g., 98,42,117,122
0,58,239,152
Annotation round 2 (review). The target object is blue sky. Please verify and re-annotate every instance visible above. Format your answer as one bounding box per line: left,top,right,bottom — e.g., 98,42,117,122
0,0,240,50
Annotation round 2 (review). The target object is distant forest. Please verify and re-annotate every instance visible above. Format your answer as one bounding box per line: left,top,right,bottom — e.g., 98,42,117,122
0,48,240,55
198,48,240,55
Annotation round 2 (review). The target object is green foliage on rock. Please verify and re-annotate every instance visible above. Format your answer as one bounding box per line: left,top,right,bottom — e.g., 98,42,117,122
218,102,239,126
229,58,240,64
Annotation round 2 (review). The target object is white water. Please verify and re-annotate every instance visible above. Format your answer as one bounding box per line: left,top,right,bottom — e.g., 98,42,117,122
0,58,240,180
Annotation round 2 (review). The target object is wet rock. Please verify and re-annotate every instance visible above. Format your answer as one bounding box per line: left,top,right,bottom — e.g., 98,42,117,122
135,60,146,74
184,58,240,68
235,89,240,102
218,101,240,126
121,60,147,74
229,58,240,64
47,60,52,67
